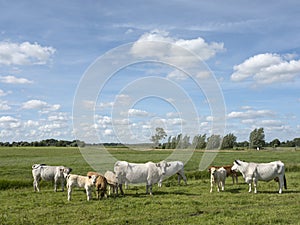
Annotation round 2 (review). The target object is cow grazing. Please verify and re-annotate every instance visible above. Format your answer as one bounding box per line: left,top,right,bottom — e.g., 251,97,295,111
158,161,187,187
65,174,97,201
104,170,123,196
87,172,108,199
231,160,287,194
210,167,227,193
208,165,238,184
114,160,170,195
32,164,72,192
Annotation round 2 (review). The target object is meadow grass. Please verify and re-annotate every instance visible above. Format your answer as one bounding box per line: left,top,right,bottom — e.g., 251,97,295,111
1,147,300,224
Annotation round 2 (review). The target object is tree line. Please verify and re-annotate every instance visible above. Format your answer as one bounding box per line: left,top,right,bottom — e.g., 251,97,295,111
0,139,85,147
152,127,300,150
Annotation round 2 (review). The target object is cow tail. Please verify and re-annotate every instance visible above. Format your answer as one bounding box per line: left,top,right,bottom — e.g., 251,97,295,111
284,175,287,189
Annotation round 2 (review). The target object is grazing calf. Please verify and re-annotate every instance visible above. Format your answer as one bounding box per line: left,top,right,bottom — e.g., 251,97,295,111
158,161,187,187
104,170,123,196
87,172,108,199
32,164,72,192
65,174,97,201
208,165,238,184
210,167,227,193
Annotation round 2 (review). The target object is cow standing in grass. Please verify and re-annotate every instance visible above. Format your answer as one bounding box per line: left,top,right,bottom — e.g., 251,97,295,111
210,167,227,193
208,165,238,184
32,164,72,192
114,160,170,195
87,172,108,200
231,160,287,194
65,173,98,201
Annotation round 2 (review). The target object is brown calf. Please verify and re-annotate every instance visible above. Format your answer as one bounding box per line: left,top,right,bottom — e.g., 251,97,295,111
87,171,108,199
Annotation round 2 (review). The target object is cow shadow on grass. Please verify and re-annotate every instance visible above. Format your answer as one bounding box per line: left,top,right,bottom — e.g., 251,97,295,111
257,190,300,194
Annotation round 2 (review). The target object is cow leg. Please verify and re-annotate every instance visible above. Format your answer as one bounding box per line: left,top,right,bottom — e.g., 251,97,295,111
210,181,213,193
54,177,58,192
67,186,72,201
61,177,65,192
86,188,92,201
177,174,181,185
221,181,225,191
253,180,257,194
248,183,252,193
278,176,284,194
148,184,153,195
217,182,220,192
118,184,124,195
107,185,111,196
179,171,187,185
33,179,40,192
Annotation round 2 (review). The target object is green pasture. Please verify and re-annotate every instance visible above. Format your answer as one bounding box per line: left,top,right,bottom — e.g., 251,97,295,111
1,147,300,225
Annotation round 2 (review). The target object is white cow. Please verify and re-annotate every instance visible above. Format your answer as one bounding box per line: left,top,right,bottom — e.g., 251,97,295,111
65,174,98,201
32,164,72,192
231,160,287,194
210,167,227,193
158,161,187,187
114,160,170,195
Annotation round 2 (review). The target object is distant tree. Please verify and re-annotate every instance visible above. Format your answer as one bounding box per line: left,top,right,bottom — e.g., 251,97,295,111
221,133,237,149
151,127,167,148
294,138,300,148
206,134,222,150
270,138,281,148
249,128,265,149
192,134,206,149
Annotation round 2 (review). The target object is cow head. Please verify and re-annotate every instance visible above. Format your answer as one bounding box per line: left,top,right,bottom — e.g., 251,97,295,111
210,167,217,175
62,167,72,179
231,160,241,172
156,160,170,175
88,175,98,185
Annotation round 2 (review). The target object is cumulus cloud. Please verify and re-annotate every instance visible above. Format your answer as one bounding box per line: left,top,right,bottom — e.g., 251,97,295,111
0,100,11,110
0,75,33,84
0,41,56,65
131,30,224,63
231,53,300,84
127,108,151,117
22,99,60,113
228,109,274,119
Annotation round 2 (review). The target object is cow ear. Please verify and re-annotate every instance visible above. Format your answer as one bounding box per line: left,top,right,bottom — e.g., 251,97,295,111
234,160,240,165
167,163,171,167
88,176,92,179
156,163,160,167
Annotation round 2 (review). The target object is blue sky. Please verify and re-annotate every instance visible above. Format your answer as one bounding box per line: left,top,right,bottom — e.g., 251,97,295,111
0,0,299,143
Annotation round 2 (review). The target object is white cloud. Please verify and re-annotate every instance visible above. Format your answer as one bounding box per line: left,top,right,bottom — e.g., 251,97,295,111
131,30,224,63
0,100,11,110
228,109,274,119
0,41,56,65
22,100,48,109
0,75,33,84
128,108,151,117
0,116,18,123
231,53,300,84
167,70,188,80
22,99,60,113
0,89,9,96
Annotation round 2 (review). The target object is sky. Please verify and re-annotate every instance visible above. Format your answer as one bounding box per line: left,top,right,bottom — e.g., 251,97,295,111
0,0,300,144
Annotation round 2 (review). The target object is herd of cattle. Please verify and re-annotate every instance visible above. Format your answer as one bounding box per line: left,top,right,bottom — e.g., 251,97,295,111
31,159,287,201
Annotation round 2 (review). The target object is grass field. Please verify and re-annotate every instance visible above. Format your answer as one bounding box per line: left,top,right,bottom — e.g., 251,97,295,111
1,147,300,225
